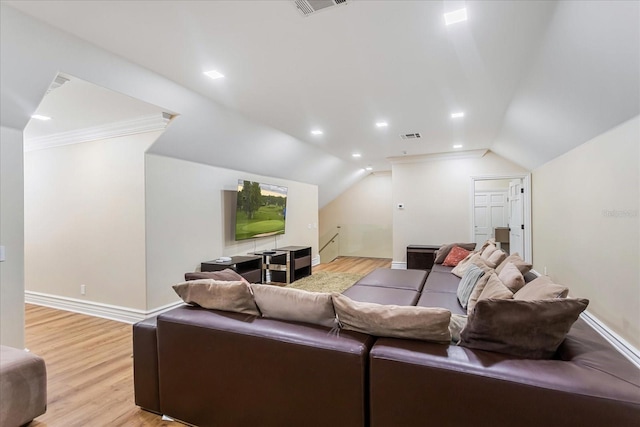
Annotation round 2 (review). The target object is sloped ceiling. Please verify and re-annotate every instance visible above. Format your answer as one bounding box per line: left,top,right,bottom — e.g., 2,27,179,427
3,1,639,195
493,0,640,170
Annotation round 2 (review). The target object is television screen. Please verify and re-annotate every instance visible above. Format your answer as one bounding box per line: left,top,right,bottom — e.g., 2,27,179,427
235,179,288,241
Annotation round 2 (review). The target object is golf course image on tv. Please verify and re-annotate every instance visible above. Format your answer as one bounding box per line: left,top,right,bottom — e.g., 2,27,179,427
235,179,288,241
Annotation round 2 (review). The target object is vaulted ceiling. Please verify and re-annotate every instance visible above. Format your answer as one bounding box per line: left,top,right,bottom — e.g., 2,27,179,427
6,1,640,175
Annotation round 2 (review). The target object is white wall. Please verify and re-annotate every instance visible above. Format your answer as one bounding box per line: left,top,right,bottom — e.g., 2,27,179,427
0,126,25,348
145,154,319,310
391,151,528,263
532,115,639,349
24,132,159,310
319,171,392,259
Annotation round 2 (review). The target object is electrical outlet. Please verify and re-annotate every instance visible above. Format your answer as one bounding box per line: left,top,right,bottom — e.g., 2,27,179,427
80,284,86,295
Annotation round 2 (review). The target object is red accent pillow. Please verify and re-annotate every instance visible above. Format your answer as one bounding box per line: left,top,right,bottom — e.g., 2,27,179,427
442,246,472,267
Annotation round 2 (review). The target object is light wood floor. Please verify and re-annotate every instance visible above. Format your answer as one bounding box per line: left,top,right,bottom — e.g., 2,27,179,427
25,256,390,426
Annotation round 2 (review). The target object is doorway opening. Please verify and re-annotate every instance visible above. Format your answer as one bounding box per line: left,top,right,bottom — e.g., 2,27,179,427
471,175,532,262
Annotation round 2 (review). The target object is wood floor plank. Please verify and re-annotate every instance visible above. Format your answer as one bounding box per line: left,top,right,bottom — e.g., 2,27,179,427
25,256,389,426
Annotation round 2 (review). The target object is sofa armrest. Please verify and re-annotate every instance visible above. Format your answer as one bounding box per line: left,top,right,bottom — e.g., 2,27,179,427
370,337,640,427
133,316,160,414
156,305,374,427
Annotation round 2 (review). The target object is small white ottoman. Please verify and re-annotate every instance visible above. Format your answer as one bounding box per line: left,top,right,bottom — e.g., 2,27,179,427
0,345,47,427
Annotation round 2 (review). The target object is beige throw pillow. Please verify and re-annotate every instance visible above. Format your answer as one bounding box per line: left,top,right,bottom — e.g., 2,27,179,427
481,244,498,260
479,238,496,252
185,268,249,284
449,314,468,344
251,284,336,327
498,262,526,292
172,279,260,315
487,249,507,267
466,272,493,314
451,252,478,278
514,276,569,300
332,293,451,343
495,253,532,275
477,273,514,301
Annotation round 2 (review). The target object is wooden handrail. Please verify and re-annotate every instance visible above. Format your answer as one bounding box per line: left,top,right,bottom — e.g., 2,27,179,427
319,233,339,253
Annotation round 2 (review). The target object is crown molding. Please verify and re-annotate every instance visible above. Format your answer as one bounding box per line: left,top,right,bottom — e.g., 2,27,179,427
387,149,488,165
25,112,172,152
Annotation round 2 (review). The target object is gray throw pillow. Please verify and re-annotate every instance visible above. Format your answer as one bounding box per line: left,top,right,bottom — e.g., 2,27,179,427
460,298,589,359
457,264,485,309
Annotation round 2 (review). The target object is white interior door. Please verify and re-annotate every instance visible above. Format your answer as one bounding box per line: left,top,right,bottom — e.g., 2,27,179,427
474,193,490,246
508,179,524,255
474,191,508,247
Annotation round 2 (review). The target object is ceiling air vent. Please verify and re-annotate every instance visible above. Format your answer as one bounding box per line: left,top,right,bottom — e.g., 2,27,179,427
400,133,422,140
294,0,348,17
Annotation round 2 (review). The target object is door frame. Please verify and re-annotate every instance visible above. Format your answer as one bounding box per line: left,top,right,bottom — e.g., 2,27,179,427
470,174,532,263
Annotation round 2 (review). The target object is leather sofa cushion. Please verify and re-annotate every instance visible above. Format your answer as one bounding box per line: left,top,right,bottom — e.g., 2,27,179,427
430,264,454,273
354,268,427,291
343,284,420,306
416,291,466,315
423,271,460,293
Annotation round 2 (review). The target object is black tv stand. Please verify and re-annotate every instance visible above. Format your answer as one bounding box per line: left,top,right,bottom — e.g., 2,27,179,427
276,246,312,283
201,255,263,283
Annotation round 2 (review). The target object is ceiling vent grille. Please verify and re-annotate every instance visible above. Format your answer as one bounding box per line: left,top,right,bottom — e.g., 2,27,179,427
400,133,422,140
294,0,348,17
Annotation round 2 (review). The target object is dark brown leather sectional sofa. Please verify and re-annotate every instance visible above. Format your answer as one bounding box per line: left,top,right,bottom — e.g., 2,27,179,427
133,265,640,426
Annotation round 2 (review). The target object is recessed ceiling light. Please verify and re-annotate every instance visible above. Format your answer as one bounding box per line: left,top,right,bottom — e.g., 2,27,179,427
376,122,388,128
352,153,362,158
444,8,467,26
451,112,465,119
203,70,225,80
453,144,463,149
365,166,373,171
311,130,323,135
31,114,51,121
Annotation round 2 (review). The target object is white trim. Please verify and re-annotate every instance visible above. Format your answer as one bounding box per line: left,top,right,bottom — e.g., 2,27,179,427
24,112,172,152
312,255,321,266
387,149,487,164
25,290,182,324
580,310,640,369
391,261,407,270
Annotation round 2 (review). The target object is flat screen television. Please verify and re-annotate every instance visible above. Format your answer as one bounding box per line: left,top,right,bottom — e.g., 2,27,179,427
235,179,288,241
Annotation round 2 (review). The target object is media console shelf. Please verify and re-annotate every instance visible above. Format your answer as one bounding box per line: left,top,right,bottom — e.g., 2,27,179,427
277,246,312,283
201,255,263,284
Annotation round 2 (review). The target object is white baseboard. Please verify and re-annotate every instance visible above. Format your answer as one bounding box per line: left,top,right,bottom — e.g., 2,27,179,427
25,291,183,324
391,261,406,270
580,310,640,369
312,255,321,267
